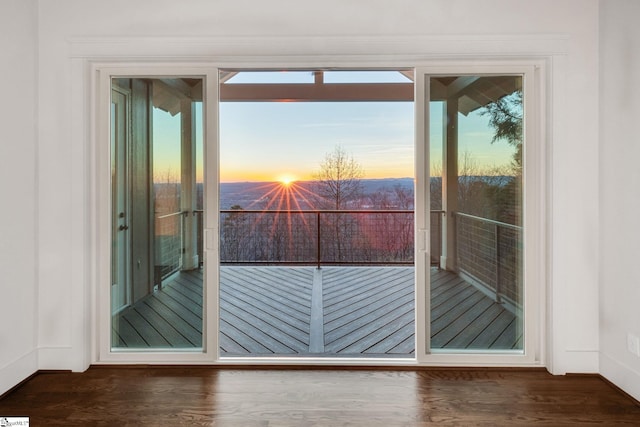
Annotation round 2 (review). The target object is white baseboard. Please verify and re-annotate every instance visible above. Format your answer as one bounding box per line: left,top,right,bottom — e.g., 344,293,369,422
600,352,640,402
548,349,599,375
38,346,89,372
564,349,599,373
0,350,37,396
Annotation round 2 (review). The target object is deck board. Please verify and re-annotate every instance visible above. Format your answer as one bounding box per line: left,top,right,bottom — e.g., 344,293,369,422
112,316,147,347
220,266,313,355
431,296,496,348
222,267,312,320
341,310,415,354
387,332,415,354
220,307,304,354
324,272,413,327
220,287,309,334
141,297,202,346
218,318,273,353
469,310,514,349
152,291,203,333
224,267,312,308
123,307,172,347
113,266,520,355
493,317,522,349
448,301,504,348
220,290,309,348
324,276,414,349
219,330,253,354
220,276,311,325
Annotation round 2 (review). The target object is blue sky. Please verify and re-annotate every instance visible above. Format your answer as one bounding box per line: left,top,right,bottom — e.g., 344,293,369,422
219,101,415,182
152,71,518,183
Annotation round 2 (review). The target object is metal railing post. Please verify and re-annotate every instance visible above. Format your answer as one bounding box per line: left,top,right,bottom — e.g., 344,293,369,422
495,223,502,304
316,211,321,269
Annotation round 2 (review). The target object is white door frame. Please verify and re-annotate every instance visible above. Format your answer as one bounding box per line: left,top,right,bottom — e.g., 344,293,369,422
95,66,220,364
414,62,545,366
91,59,545,367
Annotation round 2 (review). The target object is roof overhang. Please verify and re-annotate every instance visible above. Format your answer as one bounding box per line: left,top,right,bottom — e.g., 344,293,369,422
152,71,520,116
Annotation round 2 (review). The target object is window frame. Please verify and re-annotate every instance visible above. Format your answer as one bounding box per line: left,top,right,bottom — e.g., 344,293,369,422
94,66,220,364
91,59,546,367
415,63,544,366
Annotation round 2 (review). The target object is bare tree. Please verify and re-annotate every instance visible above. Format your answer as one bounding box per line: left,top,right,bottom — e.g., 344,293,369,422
313,146,364,262
313,145,364,210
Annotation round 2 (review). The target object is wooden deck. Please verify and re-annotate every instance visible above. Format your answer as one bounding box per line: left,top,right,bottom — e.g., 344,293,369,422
113,266,521,356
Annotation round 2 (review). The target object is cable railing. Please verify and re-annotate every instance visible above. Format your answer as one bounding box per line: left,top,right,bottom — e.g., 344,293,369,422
219,209,419,267
454,212,522,306
164,209,521,307
189,210,444,267
154,210,184,280
162,208,522,313
430,210,444,266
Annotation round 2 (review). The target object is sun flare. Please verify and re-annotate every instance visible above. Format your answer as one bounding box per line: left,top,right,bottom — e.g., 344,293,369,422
277,174,296,186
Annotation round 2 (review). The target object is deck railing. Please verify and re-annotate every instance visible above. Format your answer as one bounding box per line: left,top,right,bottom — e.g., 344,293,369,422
191,209,443,267
154,210,184,280
455,212,522,305
219,209,413,267
162,209,520,306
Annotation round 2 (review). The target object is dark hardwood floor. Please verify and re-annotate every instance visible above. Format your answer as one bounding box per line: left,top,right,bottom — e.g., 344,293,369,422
1,367,638,426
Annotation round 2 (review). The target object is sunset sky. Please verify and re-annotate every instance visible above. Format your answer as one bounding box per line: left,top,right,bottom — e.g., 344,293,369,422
152,71,517,183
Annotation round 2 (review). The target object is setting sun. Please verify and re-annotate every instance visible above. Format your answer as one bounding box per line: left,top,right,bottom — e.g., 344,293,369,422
277,174,297,186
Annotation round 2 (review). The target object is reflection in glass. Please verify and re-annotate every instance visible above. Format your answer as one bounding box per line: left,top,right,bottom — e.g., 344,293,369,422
430,75,523,352
110,78,204,350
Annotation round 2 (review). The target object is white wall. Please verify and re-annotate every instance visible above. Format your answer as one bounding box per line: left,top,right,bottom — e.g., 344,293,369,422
599,0,640,402
0,0,38,396
0,0,608,393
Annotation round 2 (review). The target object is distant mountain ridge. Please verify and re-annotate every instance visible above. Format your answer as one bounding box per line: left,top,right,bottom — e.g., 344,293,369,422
188,176,513,210
218,178,415,210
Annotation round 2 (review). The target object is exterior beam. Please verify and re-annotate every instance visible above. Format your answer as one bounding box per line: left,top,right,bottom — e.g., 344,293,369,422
220,82,414,102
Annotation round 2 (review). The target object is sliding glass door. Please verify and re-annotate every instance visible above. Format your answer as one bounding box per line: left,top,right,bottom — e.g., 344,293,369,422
109,77,205,351
416,68,537,362
100,64,540,365
428,75,524,352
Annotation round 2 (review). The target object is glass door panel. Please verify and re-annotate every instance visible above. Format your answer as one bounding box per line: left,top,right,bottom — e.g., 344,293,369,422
429,75,523,352
110,77,204,350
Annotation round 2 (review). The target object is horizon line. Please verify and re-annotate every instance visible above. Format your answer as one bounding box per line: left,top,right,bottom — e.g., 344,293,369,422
218,176,416,184
155,174,517,184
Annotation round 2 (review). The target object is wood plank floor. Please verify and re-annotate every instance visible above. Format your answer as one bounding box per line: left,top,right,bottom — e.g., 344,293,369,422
113,266,520,356
1,367,638,426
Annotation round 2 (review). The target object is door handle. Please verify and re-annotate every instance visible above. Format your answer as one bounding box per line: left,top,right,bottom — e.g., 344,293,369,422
417,228,429,252
118,225,129,231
